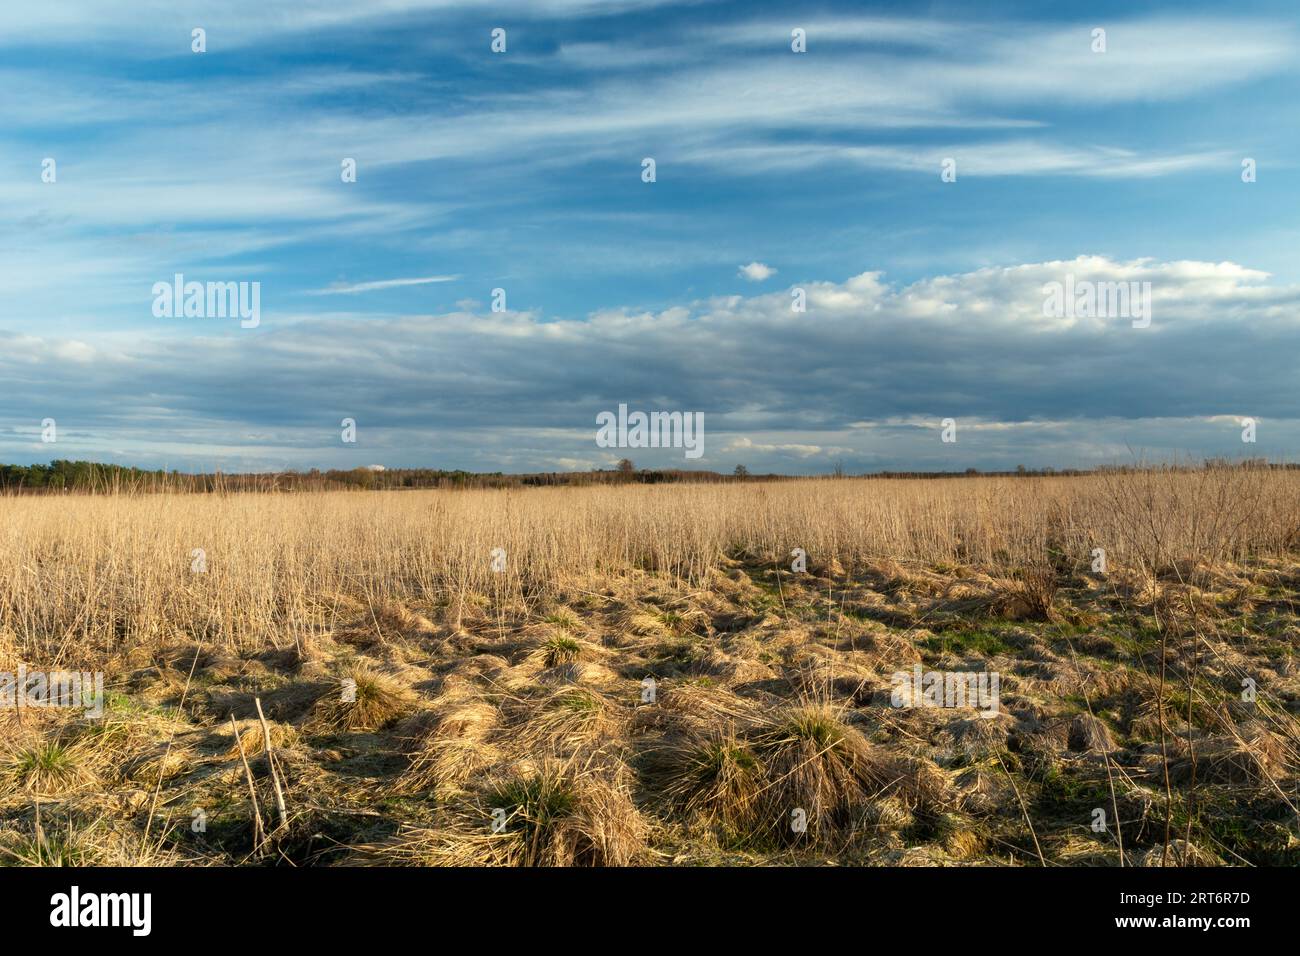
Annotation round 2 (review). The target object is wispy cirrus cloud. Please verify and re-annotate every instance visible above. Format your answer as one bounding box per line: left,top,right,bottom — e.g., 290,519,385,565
0,0,693,50
309,276,460,295
1,1,1296,473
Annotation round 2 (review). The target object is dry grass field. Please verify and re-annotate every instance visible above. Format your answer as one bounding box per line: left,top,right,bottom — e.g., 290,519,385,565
2,468,1299,866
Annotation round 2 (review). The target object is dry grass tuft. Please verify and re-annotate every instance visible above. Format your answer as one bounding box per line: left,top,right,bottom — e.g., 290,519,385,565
514,688,622,755
396,701,501,796
747,703,887,843
1169,724,1292,786
0,813,179,866
1009,567,1060,621
2,735,101,798
372,759,647,867
219,720,298,760
304,661,417,734
651,725,764,835
396,738,499,798
1067,714,1117,754
539,634,585,668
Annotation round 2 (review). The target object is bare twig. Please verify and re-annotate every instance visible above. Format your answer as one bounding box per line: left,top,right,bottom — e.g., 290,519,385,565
254,697,289,833
231,713,266,852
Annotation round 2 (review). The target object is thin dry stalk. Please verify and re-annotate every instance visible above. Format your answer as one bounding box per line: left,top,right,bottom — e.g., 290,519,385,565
231,713,266,851
254,697,289,833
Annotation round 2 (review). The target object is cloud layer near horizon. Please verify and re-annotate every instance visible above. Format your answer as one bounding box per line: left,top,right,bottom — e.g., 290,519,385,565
4,256,1296,473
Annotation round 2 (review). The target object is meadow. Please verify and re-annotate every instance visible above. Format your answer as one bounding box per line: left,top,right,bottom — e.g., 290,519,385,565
1,468,1297,865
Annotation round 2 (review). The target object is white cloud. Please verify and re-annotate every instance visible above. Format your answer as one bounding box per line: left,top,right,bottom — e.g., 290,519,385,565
310,276,460,295
681,141,1234,179
724,437,848,458
0,12,1287,332
5,255,1297,472
738,262,776,282
0,1,687,50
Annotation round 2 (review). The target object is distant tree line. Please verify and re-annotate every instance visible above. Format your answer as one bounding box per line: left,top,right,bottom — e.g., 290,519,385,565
0,460,758,494
0,460,174,491
0,458,1289,495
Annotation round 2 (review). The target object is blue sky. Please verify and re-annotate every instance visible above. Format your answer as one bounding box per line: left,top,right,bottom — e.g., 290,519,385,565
2,0,1298,473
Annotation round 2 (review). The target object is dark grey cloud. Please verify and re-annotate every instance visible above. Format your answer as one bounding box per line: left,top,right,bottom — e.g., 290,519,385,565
3,256,1298,472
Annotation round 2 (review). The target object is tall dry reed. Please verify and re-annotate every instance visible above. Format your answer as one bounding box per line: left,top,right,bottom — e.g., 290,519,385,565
1,469,1295,662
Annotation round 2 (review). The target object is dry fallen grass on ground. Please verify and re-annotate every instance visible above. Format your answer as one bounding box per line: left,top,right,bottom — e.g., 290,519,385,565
1,468,1298,866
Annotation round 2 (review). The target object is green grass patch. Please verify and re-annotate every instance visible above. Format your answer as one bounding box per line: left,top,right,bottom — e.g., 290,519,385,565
921,628,1017,659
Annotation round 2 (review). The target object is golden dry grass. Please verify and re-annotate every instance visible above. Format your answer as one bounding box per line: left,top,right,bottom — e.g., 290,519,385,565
0,468,1297,867
2,468,1296,661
